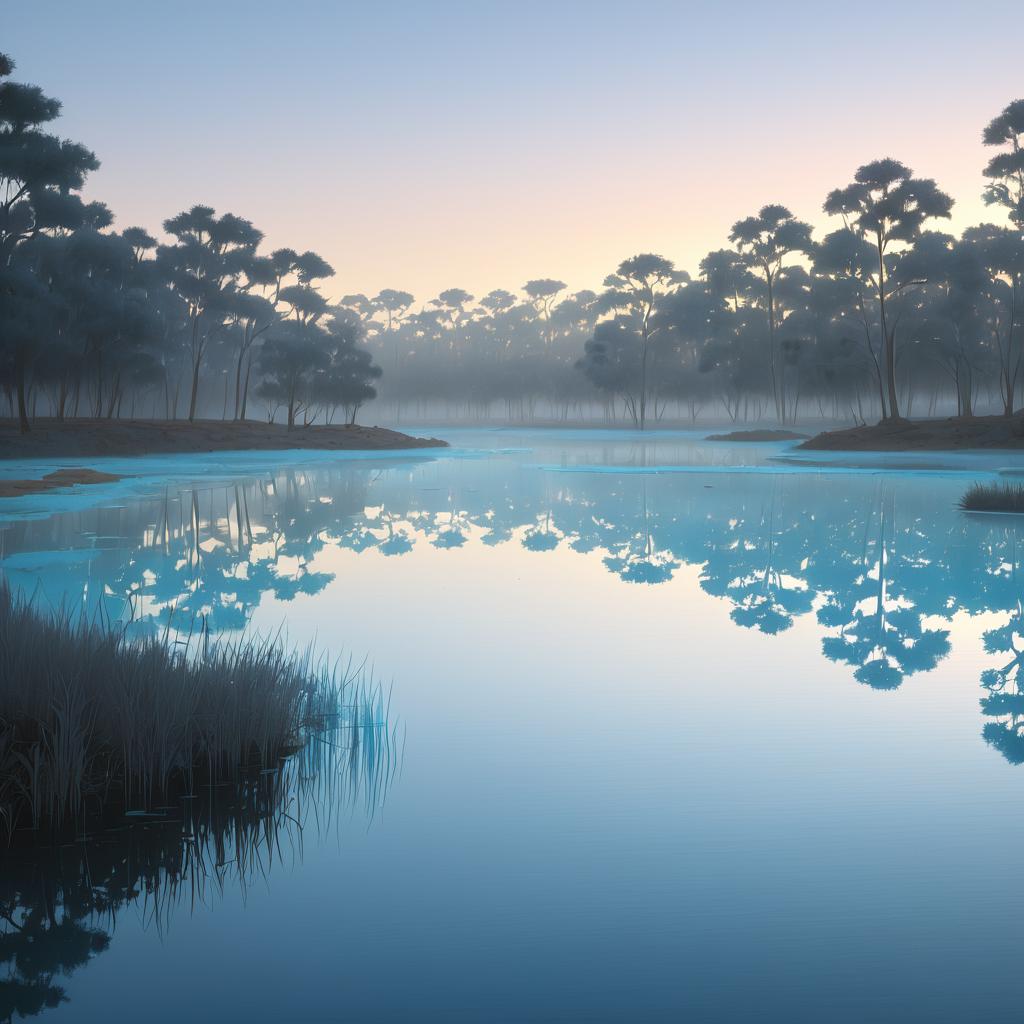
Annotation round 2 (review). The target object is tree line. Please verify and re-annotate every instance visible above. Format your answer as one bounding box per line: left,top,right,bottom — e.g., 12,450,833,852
345,112,1022,429
2,50,1022,430
0,53,381,434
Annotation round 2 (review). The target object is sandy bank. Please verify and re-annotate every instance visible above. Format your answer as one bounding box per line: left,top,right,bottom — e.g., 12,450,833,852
800,415,1024,452
0,418,447,461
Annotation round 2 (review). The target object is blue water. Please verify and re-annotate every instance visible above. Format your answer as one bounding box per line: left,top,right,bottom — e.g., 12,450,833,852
3,428,1024,1022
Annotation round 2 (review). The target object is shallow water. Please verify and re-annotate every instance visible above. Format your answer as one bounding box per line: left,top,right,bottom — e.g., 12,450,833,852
3,428,1024,1022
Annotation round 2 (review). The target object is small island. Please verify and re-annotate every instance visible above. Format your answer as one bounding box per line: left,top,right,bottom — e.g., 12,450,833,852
0,467,124,498
800,415,1024,451
0,418,446,461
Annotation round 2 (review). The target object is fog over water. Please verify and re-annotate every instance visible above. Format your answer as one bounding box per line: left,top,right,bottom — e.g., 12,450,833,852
4,5,1024,1021
3,431,1024,1021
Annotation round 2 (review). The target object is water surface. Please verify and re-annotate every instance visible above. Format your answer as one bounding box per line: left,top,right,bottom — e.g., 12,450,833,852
3,428,1024,1022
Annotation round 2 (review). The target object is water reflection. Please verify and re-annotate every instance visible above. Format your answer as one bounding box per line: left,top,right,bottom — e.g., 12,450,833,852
0,692,397,1020
2,460,1024,763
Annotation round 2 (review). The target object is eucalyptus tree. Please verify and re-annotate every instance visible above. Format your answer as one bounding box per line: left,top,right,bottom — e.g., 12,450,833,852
475,289,522,363
0,261,53,425
962,224,1024,414
523,278,566,346
158,206,263,421
255,321,328,428
728,205,814,422
550,289,598,342
686,250,766,419
19,226,151,420
372,288,414,367
430,288,474,348
899,231,991,416
973,102,1024,416
812,228,886,415
372,288,415,331
577,317,644,423
824,159,953,420
479,288,518,316
0,52,99,430
227,279,276,420
66,230,164,416
659,278,730,420
256,306,381,429
586,254,684,429
983,99,1024,230
313,310,382,424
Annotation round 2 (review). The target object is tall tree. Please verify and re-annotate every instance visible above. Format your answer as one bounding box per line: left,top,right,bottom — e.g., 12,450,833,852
430,288,474,348
813,228,888,415
983,99,1024,230
824,159,953,420
963,224,1024,414
728,205,813,423
372,288,414,367
158,206,263,421
0,52,99,431
523,278,566,346
591,254,683,429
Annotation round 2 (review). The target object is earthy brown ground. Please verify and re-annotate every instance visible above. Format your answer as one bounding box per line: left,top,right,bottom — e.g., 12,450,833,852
0,418,447,460
706,429,809,442
800,415,1024,451
0,468,124,498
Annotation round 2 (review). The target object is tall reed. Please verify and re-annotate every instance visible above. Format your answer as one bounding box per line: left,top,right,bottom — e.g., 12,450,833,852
958,482,1024,513
0,583,362,841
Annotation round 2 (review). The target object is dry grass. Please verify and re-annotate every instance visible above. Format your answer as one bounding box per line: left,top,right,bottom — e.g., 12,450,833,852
0,583,362,842
958,482,1024,513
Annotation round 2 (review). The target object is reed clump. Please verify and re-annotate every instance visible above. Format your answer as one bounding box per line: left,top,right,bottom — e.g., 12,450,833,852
958,482,1024,513
0,583,348,841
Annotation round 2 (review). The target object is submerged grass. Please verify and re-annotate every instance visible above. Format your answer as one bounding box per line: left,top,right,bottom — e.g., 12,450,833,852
958,482,1024,513
0,582,367,842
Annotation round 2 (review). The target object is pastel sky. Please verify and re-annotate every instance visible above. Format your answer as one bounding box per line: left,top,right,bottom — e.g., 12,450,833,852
7,0,1022,303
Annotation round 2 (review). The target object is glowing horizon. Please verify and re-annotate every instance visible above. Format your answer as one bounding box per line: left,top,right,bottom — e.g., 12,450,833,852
7,0,1021,305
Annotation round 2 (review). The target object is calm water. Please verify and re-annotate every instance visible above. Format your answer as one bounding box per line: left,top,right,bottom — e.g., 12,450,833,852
3,429,1024,1022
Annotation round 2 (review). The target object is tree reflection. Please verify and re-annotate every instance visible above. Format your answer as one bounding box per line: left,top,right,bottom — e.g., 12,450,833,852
0,692,397,1020
7,460,1024,762
817,488,951,688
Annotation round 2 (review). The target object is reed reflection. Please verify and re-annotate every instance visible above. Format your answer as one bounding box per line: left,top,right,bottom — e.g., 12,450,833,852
0,690,398,1021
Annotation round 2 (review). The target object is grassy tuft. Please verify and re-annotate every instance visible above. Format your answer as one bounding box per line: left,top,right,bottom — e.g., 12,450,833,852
0,583,370,842
958,482,1024,513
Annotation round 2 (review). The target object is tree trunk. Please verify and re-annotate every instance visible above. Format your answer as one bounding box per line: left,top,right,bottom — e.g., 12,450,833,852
188,359,201,422
15,363,30,434
876,236,901,420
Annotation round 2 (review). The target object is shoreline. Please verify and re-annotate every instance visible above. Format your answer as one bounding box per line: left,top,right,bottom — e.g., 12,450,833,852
707,429,809,442
800,415,1024,452
0,418,447,462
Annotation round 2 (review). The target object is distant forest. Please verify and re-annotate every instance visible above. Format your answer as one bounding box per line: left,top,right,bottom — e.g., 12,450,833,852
1,51,1022,431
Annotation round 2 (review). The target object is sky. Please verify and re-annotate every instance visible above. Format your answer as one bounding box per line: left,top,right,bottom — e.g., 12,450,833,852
6,0,1022,304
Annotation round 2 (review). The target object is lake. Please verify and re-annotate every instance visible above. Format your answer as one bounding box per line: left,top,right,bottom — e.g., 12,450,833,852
2,428,1024,1022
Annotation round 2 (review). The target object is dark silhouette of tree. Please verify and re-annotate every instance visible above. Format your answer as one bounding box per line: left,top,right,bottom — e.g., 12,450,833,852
2,49,1023,431
983,99,1024,230
581,255,683,429
430,288,474,348
523,278,566,346
159,206,263,421
824,159,953,420
0,53,99,431
729,205,814,423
